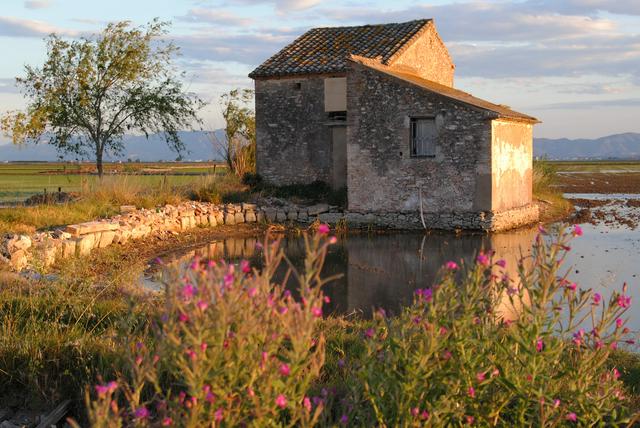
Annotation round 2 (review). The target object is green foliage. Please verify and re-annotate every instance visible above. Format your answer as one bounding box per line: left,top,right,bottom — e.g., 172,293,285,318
85,232,335,427
246,177,348,208
533,159,558,195
215,89,256,177
350,226,635,426
0,20,204,177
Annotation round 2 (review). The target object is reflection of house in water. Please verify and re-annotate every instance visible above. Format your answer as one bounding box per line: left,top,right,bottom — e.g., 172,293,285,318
154,229,536,317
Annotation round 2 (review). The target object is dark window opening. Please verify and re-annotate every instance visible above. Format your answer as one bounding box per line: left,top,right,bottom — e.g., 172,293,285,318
410,117,437,157
328,111,347,121
294,82,302,90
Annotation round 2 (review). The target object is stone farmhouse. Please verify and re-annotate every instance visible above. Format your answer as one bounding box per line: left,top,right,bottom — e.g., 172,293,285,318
249,19,540,231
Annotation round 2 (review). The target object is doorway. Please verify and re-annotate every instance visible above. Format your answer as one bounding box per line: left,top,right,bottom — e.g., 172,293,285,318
331,125,347,189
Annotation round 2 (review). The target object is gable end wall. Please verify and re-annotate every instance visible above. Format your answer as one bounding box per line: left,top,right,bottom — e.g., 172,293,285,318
388,22,455,87
346,62,492,214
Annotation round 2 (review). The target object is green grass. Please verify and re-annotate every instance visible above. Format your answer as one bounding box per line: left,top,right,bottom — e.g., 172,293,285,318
0,162,227,203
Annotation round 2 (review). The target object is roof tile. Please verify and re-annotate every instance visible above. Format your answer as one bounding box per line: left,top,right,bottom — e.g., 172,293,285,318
249,19,431,78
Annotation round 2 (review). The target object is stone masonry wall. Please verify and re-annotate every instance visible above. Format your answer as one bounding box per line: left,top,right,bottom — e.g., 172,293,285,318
0,200,540,272
388,21,455,87
346,60,494,215
255,76,334,185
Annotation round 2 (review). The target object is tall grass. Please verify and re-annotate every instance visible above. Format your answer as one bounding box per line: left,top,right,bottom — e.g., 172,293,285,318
0,173,246,234
533,159,573,221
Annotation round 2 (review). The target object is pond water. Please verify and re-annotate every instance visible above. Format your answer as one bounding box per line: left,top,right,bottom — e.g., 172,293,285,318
145,200,640,331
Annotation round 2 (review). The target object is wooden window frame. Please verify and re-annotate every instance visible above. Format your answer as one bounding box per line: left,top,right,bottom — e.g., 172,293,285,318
410,117,437,158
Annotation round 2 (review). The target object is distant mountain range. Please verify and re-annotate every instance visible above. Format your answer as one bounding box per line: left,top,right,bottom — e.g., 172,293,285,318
534,132,640,160
1,131,639,162
0,130,226,162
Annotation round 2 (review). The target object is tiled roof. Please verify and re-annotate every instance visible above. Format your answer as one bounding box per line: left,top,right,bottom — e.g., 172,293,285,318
249,19,431,78
350,56,539,123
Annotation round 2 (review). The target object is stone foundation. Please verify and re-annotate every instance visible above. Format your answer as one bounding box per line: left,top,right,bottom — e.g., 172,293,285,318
319,204,539,231
0,201,539,272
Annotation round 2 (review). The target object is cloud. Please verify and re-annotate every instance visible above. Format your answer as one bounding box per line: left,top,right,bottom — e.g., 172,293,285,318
0,78,19,94
196,0,320,12
24,0,52,9
0,16,79,38
177,8,254,27
531,0,640,16
537,97,640,109
173,30,295,65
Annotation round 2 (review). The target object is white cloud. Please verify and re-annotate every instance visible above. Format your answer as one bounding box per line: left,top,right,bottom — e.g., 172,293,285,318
178,8,254,27
24,0,52,10
0,16,79,38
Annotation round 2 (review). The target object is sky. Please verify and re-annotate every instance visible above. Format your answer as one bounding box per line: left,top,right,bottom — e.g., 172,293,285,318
0,0,639,140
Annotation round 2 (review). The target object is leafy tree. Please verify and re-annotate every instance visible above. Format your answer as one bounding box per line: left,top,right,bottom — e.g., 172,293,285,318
0,20,204,177
211,88,255,176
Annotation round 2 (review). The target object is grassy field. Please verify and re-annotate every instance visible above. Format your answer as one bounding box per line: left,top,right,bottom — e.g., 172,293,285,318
0,162,226,203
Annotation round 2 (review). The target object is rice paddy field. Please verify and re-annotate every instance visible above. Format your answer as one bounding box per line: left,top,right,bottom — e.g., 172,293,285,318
0,161,226,203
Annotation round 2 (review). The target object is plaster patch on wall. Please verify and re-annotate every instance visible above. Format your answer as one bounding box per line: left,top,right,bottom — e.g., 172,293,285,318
491,120,531,189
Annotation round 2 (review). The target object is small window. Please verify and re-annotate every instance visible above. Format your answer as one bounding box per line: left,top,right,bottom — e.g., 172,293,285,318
294,82,302,90
410,118,437,157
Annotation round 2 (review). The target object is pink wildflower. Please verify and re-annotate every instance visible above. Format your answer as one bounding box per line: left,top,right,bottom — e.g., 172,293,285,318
223,273,234,288
95,384,110,397
311,307,323,318
214,408,224,422
445,261,458,270
536,337,544,352
241,259,251,274
196,300,208,311
200,342,208,352
553,399,561,408
572,225,583,237
275,394,287,409
162,417,173,426
476,372,486,382
421,410,430,420
566,412,577,422
303,396,312,412
134,407,149,419
592,293,601,304
466,415,475,424
178,312,189,323
496,259,507,268
318,224,330,235
279,363,291,376
329,236,338,244
340,415,348,425
613,368,621,379
616,318,624,328
278,306,288,315
476,252,490,266
468,387,476,398
364,328,375,339
182,283,196,299
617,294,631,308
566,282,577,291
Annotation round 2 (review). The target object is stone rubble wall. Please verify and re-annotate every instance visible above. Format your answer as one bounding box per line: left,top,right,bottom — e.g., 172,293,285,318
0,201,539,272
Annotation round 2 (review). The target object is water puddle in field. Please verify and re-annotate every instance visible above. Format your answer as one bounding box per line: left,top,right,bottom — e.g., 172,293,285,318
144,197,640,332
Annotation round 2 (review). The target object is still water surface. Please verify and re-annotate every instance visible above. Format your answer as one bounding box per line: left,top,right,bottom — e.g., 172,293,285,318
146,202,640,330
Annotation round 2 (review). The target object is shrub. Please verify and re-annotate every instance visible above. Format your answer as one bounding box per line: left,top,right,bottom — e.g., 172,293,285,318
84,230,338,427
351,225,635,426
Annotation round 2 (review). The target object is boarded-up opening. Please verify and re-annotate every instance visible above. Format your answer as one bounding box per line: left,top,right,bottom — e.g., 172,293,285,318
324,78,347,112
331,126,347,189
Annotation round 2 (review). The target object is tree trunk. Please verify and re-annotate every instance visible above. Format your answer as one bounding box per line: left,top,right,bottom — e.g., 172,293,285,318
96,145,104,179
